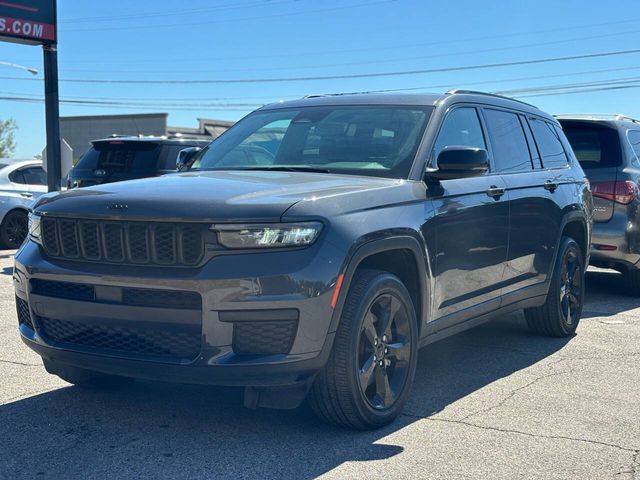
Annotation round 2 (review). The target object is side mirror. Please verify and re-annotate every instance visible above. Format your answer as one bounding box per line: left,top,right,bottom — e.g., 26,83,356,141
426,146,489,180
176,147,202,171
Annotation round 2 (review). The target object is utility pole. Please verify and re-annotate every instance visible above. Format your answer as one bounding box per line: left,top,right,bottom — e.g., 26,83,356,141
43,40,61,192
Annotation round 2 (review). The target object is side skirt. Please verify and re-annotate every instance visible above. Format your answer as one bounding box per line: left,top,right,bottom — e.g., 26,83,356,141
419,294,546,348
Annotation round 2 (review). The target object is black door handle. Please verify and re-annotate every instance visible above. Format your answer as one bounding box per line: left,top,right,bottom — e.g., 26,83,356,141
544,180,558,192
487,186,505,199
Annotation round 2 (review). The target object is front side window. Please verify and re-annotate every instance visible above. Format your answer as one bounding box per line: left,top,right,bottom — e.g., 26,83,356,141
433,107,486,161
483,109,532,173
529,118,569,169
192,106,433,178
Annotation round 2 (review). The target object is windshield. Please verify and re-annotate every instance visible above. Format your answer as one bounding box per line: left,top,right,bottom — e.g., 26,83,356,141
191,105,433,178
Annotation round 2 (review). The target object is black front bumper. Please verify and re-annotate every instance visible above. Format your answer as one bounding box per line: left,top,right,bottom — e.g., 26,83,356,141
14,238,345,389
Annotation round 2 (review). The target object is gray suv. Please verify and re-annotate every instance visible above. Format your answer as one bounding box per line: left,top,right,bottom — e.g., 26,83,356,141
15,91,592,429
558,115,640,294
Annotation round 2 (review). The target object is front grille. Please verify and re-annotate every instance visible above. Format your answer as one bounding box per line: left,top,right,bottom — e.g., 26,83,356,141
38,316,201,360
232,320,297,355
16,297,34,330
30,279,201,310
41,218,205,266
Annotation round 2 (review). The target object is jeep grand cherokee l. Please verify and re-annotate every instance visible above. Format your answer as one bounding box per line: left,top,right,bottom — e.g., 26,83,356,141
15,90,592,429
557,114,640,294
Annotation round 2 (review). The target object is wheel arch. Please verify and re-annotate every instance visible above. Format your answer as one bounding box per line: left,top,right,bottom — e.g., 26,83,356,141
0,206,29,225
560,213,589,265
329,235,430,336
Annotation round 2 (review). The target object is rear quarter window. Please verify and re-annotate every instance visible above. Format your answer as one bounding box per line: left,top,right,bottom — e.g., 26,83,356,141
529,118,569,169
561,123,622,169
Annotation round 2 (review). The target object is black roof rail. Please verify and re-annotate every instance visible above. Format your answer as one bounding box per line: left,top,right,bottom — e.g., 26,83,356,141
446,89,538,109
302,91,373,99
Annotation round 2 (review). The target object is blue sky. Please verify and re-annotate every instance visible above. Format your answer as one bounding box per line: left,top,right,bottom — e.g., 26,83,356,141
1,0,640,157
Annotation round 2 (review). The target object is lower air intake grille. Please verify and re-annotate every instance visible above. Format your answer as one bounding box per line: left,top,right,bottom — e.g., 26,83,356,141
31,279,95,301
37,316,201,360
16,297,34,330
232,320,297,356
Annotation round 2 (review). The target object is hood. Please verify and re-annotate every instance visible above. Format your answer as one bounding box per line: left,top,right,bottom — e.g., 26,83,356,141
33,170,404,222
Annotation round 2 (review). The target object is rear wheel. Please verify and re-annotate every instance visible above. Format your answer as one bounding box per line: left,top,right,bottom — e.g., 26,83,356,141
525,237,584,337
308,270,418,429
0,210,28,249
43,359,133,388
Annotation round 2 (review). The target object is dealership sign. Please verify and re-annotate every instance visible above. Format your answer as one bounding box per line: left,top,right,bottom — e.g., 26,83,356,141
0,0,56,44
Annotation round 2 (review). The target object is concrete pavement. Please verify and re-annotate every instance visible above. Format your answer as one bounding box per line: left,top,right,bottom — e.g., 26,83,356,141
0,251,638,479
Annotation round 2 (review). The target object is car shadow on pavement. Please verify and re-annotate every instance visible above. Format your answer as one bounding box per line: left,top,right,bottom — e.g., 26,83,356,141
0,313,571,480
582,269,640,318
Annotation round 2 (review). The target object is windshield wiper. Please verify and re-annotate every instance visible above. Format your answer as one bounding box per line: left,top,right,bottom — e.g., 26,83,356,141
238,166,331,173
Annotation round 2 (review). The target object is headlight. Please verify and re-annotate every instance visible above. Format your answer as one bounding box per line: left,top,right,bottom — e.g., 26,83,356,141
213,222,323,249
28,213,41,244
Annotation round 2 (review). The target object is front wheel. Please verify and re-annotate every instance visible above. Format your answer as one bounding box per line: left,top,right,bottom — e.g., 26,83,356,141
525,237,584,337
308,270,418,429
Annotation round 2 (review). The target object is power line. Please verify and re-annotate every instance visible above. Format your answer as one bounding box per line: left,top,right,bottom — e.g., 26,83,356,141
5,77,640,111
58,0,298,23
514,83,640,99
7,65,640,103
0,96,258,112
63,0,395,32
4,48,640,85
57,28,640,76
59,16,640,65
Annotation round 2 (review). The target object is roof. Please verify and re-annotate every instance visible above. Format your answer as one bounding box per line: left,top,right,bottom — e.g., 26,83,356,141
259,93,444,110
556,113,640,128
90,135,210,145
257,90,549,120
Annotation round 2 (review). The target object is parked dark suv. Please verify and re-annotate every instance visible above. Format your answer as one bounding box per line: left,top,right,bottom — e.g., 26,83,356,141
16,91,592,429
68,136,211,188
558,114,640,294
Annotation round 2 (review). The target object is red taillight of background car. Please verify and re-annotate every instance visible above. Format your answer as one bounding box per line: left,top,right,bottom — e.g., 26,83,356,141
590,180,638,204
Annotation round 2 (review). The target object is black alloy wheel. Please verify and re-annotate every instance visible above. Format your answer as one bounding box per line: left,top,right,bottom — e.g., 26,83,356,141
358,293,412,410
308,270,418,429
525,237,584,337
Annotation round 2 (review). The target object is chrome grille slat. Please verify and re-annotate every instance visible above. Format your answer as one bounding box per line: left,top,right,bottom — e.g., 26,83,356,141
39,218,205,267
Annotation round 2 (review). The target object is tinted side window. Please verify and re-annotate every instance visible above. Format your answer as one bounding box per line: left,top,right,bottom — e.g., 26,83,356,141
483,109,532,173
529,118,569,169
628,131,640,158
8,169,25,184
433,107,486,159
21,167,47,185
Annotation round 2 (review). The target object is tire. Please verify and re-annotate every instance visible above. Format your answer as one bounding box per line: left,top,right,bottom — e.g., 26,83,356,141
622,269,640,296
525,237,584,337
0,210,28,249
308,270,418,429
43,359,133,388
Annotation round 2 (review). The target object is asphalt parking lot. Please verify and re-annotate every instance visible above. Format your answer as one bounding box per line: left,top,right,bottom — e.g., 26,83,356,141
0,250,638,480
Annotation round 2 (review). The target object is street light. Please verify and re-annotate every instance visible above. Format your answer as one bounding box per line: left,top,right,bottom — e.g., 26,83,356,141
0,61,38,75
